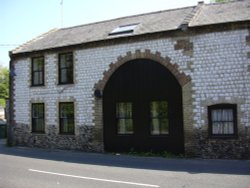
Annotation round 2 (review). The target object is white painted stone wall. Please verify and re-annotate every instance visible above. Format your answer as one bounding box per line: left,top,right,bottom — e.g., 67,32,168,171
191,29,250,128
13,28,250,135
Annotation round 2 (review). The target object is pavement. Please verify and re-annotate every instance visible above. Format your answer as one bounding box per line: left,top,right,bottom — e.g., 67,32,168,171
0,139,250,188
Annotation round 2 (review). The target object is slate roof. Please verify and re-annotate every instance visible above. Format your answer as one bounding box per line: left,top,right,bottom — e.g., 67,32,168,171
11,0,250,55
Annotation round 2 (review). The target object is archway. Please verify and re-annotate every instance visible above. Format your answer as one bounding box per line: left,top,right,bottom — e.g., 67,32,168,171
103,59,184,154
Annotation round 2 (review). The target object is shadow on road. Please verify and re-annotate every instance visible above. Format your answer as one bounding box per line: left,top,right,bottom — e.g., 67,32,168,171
0,139,249,175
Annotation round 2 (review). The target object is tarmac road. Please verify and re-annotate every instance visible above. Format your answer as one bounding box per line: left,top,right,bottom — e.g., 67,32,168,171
0,139,249,188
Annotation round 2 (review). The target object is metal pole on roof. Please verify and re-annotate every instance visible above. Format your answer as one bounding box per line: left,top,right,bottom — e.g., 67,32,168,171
60,0,64,28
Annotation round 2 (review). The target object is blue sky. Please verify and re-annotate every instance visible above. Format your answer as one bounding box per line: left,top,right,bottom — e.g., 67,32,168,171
0,0,210,68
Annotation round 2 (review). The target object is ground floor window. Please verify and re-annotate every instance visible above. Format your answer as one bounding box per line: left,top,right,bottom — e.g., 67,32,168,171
208,104,237,137
32,103,45,133
116,102,133,134
59,102,75,134
150,101,169,135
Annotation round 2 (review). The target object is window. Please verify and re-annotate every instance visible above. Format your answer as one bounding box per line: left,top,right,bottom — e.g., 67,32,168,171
109,23,138,36
32,57,44,86
116,102,133,134
32,103,45,133
150,101,169,135
58,52,73,84
59,102,74,134
208,104,237,137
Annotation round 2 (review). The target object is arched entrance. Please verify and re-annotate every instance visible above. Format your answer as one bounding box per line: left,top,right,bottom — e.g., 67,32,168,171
103,59,184,154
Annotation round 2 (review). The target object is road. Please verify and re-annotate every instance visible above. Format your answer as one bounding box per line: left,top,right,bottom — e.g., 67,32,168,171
0,139,250,188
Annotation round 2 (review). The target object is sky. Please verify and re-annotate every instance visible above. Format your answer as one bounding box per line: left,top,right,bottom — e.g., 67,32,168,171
0,0,210,68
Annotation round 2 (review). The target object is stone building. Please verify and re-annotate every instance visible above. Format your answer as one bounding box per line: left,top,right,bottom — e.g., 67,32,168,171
9,0,250,159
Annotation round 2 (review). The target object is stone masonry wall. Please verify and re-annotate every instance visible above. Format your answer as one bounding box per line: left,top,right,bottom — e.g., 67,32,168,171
189,30,250,158
12,28,250,158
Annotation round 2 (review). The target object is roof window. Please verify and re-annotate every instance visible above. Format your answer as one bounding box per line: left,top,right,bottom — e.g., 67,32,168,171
109,23,138,36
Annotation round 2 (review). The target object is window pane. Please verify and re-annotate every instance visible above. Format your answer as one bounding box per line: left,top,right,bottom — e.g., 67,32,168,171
217,122,223,134
60,58,72,68
33,72,43,85
150,101,168,118
116,102,132,118
60,68,73,84
60,119,68,133
212,122,219,134
60,118,74,133
223,109,233,121
60,103,74,134
60,69,68,83
223,122,234,134
212,110,219,122
125,119,133,133
34,119,44,132
150,101,168,135
32,104,44,118
32,57,44,86
151,119,160,135
117,119,126,133
117,119,133,134
67,68,73,83
60,55,66,68
151,118,169,135
67,119,74,133
116,102,133,134
60,103,74,118
32,103,44,132
160,118,169,134
33,57,44,71
59,53,73,84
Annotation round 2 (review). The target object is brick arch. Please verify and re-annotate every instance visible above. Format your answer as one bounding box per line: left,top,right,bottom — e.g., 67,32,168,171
92,49,193,154
94,49,191,91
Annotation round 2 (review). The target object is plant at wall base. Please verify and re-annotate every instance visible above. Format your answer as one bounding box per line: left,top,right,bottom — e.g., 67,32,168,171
126,148,185,158
0,66,9,107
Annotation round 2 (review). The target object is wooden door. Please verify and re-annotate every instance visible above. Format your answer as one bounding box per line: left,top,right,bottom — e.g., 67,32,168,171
103,59,184,154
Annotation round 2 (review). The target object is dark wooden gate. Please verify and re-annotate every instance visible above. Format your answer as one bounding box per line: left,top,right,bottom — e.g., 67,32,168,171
103,59,184,154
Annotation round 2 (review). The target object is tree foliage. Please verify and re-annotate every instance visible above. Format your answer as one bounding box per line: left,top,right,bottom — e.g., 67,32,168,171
0,66,9,107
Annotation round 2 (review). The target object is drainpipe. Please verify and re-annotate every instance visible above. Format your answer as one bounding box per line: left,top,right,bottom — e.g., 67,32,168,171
7,52,15,146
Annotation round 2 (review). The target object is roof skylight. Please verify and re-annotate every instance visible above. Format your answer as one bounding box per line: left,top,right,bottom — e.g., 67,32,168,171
109,23,139,36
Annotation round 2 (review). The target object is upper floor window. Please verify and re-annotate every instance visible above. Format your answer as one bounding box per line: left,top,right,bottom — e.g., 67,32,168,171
32,56,44,86
59,102,75,134
58,52,73,84
32,103,45,133
208,104,237,138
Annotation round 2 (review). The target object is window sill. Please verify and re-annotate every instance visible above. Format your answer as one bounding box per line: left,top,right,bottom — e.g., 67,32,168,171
150,134,170,137
209,135,238,139
30,84,45,87
31,131,45,134
59,133,75,136
58,83,74,86
117,133,134,136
